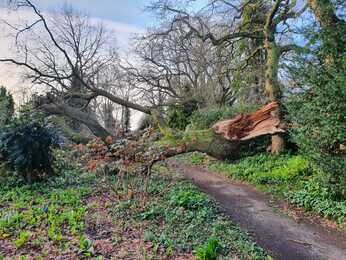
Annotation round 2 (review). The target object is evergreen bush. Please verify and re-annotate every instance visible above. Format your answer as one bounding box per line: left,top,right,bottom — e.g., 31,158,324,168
0,119,58,183
286,27,346,198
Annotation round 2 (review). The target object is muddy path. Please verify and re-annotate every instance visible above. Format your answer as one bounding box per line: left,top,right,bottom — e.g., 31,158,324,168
168,160,346,260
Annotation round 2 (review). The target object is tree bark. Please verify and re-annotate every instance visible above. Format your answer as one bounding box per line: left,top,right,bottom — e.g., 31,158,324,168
263,0,285,154
117,103,286,177
307,0,346,67
40,103,112,139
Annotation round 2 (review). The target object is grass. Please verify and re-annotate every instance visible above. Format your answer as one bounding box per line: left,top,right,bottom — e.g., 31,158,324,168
178,152,346,225
0,149,270,259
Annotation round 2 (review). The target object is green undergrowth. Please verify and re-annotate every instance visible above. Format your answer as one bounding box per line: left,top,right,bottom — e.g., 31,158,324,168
111,164,269,259
178,152,346,224
0,168,96,246
0,149,269,259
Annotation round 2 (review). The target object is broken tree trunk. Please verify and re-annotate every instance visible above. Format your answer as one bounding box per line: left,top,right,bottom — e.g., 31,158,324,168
120,102,286,171
212,102,285,142
86,102,286,180
179,102,285,160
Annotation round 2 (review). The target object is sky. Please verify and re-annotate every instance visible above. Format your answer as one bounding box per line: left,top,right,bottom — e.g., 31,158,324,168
0,0,156,102
29,0,154,28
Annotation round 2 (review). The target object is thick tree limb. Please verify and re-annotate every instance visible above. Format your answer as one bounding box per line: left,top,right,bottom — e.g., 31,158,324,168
39,102,111,138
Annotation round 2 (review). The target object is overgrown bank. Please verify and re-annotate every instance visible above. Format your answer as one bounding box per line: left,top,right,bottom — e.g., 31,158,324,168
0,149,268,259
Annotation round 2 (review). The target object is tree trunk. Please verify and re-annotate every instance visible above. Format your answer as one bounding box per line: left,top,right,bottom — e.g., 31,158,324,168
119,102,285,175
264,40,284,154
40,103,112,139
263,2,285,154
308,0,346,66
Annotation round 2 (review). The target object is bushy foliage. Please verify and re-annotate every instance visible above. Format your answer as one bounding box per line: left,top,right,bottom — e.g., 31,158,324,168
190,104,258,130
169,186,208,209
0,120,58,183
286,27,346,198
287,177,346,223
0,86,15,125
167,99,198,130
0,167,93,253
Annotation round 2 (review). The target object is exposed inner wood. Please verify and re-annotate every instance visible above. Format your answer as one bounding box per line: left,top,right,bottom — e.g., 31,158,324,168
212,102,285,141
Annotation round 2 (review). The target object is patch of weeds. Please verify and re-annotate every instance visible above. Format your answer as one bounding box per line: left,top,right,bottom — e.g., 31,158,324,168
79,235,94,257
209,154,310,186
169,185,208,209
0,163,98,256
14,231,30,248
189,152,206,165
143,230,156,242
195,237,219,260
138,206,164,220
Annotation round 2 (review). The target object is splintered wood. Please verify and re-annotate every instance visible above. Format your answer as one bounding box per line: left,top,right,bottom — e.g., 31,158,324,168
212,102,285,141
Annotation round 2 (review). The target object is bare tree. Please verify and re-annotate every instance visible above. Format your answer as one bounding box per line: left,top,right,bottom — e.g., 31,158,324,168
1,1,149,138
124,18,238,108
146,0,308,153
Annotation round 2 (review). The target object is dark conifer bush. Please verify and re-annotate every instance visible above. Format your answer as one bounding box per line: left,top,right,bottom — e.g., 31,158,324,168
0,119,58,184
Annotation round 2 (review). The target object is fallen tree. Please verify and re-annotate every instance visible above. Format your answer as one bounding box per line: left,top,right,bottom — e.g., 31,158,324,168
1,0,296,154
101,102,286,178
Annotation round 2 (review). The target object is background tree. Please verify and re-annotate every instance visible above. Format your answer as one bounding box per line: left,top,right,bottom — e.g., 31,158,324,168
0,86,15,126
1,1,143,138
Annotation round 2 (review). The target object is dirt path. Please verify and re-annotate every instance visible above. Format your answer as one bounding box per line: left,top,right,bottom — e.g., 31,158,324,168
168,160,346,260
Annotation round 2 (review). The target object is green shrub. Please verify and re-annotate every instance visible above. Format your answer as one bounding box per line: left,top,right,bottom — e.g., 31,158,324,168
190,104,258,130
14,231,30,248
0,120,58,183
286,26,346,198
169,186,207,209
167,100,199,130
189,152,206,165
195,238,220,260
79,235,94,256
0,86,14,126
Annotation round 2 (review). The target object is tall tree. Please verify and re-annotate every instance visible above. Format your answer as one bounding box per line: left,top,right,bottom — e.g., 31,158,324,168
148,0,307,153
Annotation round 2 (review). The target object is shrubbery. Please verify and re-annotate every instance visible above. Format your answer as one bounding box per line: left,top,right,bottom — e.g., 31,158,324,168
286,28,346,198
208,153,311,185
287,177,346,223
0,119,58,183
0,86,14,125
167,99,199,130
190,104,258,130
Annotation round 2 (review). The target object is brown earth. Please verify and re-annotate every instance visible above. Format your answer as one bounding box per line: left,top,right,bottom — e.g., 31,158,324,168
168,160,346,260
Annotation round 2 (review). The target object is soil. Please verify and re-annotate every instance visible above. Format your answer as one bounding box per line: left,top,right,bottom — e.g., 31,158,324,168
168,160,346,260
